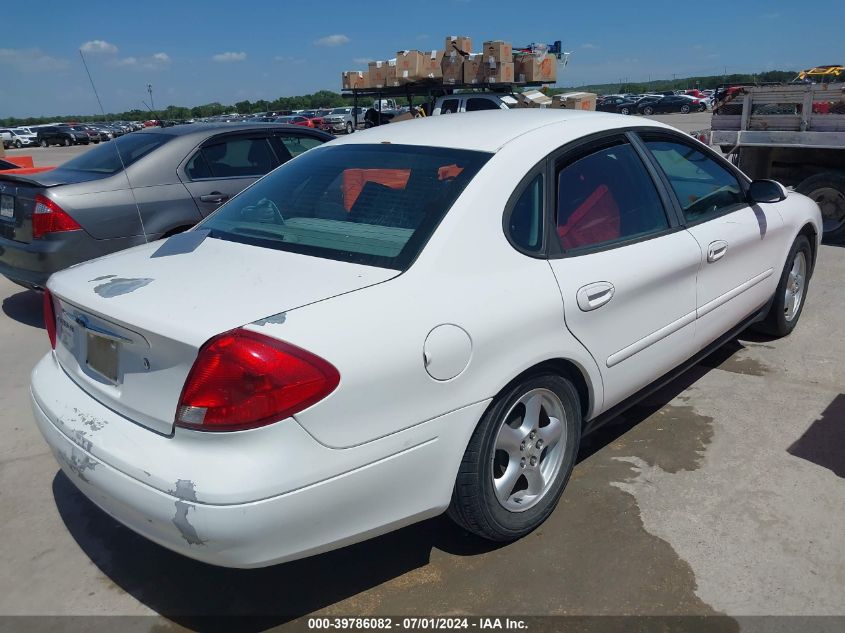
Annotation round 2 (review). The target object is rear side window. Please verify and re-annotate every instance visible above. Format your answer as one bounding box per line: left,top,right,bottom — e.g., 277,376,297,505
59,133,170,174
199,144,490,270
556,142,669,252
466,98,501,112
508,174,544,252
187,137,277,179
644,139,744,223
279,135,323,158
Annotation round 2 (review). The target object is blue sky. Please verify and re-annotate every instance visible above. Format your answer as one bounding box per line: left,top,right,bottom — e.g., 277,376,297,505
1,0,841,117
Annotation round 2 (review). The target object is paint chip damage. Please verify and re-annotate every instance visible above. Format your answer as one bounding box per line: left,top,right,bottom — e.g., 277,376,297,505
168,479,206,546
92,277,153,298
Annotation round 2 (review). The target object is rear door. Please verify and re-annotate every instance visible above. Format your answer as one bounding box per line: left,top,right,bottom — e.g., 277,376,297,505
179,132,282,216
546,134,701,411
637,132,788,349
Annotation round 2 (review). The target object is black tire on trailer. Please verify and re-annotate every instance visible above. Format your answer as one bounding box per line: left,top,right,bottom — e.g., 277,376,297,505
795,171,845,243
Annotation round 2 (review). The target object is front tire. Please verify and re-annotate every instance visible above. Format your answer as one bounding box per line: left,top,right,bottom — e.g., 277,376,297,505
448,374,581,541
14,140,22,148
63,138,71,147
41,139,49,147
754,235,812,337
345,121,354,134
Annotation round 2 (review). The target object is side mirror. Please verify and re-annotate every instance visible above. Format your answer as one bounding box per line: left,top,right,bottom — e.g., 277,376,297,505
748,179,787,203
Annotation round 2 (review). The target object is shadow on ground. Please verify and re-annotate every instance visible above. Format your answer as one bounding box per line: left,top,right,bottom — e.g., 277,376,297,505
52,339,747,631
2,289,43,329
788,393,845,478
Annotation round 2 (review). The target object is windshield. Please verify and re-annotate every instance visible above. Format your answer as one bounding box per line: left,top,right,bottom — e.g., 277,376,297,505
12,129,28,135
59,132,171,174
199,144,491,270
330,108,350,114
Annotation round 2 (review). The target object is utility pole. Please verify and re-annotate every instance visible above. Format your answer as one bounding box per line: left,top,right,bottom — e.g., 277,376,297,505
147,84,155,114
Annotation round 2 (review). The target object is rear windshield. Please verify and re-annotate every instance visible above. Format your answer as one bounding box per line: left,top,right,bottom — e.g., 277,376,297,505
199,144,490,270
59,133,171,174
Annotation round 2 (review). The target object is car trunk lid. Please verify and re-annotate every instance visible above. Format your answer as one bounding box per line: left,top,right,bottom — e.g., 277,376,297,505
47,234,398,435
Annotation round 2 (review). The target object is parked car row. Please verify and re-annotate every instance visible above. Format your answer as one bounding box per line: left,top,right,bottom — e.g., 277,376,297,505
597,90,712,116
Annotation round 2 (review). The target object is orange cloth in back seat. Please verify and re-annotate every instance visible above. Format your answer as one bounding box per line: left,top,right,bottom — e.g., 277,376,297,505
342,169,410,211
557,184,621,249
4,156,35,169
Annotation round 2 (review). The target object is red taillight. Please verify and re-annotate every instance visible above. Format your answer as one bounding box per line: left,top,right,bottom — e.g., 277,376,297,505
33,195,82,239
43,289,57,349
175,328,340,432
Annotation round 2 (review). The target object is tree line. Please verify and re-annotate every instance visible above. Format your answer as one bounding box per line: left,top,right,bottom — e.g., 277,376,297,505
0,70,799,126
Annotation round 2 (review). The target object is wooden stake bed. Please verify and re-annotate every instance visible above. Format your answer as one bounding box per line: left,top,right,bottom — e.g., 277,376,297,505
712,82,845,149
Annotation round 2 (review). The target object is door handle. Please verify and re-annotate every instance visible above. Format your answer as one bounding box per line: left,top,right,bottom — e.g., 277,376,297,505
200,192,229,204
576,282,615,312
707,240,728,263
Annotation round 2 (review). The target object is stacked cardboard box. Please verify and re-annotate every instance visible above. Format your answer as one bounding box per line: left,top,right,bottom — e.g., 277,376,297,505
441,50,464,85
517,89,552,108
342,70,369,90
550,92,597,110
342,35,558,90
513,53,557,84
482,39,514,84
368,59,398,88
445,35,472,55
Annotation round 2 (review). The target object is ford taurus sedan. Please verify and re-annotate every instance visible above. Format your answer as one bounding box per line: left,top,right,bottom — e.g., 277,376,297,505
31,110,821,568
0,123,331,289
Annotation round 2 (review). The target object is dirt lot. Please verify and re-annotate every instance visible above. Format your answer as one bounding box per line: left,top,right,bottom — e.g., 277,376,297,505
0,113,842,631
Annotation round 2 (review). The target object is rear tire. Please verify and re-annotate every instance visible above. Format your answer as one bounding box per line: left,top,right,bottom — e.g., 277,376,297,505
795,172,845,243
448,373,581,541
681,104,691,114
754,235,812,337
643,106,654,116
620,107,630,115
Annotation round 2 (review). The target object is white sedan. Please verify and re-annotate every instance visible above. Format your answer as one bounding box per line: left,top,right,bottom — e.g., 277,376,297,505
32,110,822,568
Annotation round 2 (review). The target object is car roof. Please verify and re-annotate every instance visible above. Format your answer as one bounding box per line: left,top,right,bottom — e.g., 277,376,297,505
331,110,673,153
131,121,319,140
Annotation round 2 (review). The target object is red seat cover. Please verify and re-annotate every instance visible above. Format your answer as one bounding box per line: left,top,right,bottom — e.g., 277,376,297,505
557,184,621,249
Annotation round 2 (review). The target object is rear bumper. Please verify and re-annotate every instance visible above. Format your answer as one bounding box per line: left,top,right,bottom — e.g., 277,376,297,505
31,352,487,568
0,231,143,288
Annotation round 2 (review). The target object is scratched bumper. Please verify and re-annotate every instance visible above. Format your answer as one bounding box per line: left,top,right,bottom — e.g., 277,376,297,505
30,352,483,568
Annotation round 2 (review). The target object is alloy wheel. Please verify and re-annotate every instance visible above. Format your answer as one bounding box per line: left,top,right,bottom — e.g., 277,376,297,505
784,251,807,321
491,388,567,512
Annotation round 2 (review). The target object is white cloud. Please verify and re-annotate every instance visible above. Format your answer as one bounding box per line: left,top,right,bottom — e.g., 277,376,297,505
212,51,247,62
274,55,306,64
581,43,599,50
352,57,373,65
109,52,171,70
80,39,118,54
314,34,350,47
0,48,69,71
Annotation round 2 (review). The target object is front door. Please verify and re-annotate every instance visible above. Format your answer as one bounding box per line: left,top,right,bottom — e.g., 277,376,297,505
637,133,789,349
